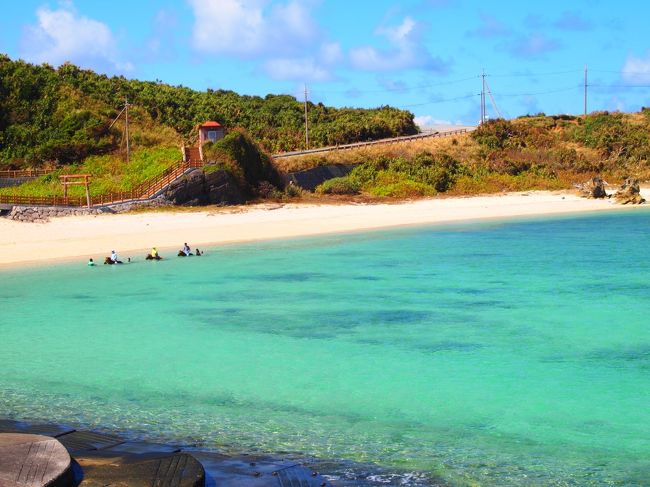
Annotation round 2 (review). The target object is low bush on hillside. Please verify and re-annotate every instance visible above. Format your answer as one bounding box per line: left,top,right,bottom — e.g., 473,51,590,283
316,177,360,195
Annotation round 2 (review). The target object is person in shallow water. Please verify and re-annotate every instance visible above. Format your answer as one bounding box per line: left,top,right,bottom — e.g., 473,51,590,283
107,250,123,264
146,247,162,260
178,243,193,257
87,258,95,266
195,249,202,256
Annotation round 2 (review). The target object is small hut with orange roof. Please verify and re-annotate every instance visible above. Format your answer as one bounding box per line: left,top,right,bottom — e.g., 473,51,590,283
198,121,225,145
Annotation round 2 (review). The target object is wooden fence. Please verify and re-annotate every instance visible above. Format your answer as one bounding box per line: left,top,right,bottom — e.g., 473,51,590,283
0,159,203,208
0,169,51,178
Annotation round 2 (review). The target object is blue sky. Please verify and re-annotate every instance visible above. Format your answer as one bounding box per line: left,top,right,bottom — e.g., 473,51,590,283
2,0,650,127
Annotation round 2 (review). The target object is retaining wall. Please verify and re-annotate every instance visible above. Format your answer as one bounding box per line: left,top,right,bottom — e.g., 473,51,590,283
287,164,357,192
7,197,171,223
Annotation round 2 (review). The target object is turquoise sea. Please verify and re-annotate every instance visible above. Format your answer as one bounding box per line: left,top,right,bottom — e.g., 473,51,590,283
1,211,649,485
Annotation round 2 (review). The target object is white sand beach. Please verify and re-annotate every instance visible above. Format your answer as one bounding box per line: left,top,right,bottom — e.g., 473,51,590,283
1,189,648,267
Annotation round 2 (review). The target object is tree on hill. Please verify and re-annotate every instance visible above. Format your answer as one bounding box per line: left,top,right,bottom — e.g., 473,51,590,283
0,55,418,167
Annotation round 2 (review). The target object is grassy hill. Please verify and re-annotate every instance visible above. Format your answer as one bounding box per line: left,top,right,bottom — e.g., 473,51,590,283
286,111,650,198
0,55,417,168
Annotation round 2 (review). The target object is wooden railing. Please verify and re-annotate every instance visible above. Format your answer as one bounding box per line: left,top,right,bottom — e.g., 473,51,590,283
0,169,52,178
0,159,205,208
0,194,88,207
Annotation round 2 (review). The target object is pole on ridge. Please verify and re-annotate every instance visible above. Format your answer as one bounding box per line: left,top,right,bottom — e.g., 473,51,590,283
584,65,588,117
303,84,309,150
125,96,130,163
480,70,486,125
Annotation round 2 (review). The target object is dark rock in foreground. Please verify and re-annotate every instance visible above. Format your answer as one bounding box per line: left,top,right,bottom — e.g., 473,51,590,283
614,178,645,204
0,433,72,487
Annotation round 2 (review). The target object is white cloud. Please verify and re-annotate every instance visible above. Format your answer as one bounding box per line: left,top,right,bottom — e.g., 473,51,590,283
263,58,330,81
20,4,131,72
349,16,447,72
188,0,319,57
320,42,343,65
414,115,464,128
622,52,650,84
263,42,341,81
145,9,178,61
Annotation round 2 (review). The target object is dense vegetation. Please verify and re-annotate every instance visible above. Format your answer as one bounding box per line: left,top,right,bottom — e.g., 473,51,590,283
306,111,650,197
0,55,417,167
203,129,284,196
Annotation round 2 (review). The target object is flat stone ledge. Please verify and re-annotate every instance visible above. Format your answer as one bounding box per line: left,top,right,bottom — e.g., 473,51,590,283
56,430,125,452
190,451,328,487
0,419,333,487
75,451,204,487
0,433,72,487
0,419,75,438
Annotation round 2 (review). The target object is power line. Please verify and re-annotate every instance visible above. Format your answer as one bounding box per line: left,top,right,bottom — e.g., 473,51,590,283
399,93,479,108
491,86,579,98
315,75,479,94
590,84,650,88
489,69,583,78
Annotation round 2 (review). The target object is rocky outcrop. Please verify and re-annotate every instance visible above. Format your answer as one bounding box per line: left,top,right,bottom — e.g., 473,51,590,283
614,178,645,205
578,177,608,199
164,167,245,206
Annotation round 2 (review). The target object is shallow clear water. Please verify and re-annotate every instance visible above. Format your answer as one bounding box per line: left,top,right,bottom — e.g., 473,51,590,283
1,211,649,485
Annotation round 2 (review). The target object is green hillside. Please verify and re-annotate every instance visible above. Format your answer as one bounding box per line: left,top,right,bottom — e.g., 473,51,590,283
0,55,417,167
292,111,650,198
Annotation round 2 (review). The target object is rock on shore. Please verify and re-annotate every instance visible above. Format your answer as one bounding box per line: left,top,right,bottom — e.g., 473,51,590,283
614,178,646,204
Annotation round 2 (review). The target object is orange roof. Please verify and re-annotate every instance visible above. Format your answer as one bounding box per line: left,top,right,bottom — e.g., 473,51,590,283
200,121,222,128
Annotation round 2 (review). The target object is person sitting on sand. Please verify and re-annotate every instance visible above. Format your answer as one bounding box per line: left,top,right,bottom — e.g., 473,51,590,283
87,258,95,266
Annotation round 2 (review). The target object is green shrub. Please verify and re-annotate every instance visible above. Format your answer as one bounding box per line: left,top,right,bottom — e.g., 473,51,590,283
316,177,360,195
284,183,303,197
365,172,436,198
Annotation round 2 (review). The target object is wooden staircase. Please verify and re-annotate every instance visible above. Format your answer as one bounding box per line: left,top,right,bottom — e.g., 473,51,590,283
184,147,202,163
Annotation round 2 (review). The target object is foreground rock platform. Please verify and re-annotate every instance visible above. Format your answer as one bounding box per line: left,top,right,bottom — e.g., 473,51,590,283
75,451,204,487
0,433,72,487
0,419,331,487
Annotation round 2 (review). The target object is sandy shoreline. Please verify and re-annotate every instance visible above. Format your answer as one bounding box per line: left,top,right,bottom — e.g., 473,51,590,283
1,189,648,268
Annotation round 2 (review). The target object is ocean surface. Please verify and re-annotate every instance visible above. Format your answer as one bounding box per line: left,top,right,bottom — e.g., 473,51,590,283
1,211,649,486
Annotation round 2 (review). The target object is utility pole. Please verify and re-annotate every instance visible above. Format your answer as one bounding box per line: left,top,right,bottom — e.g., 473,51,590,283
303,84,309,150
480,70,486,124
584,65,588,117
125,96,130,163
